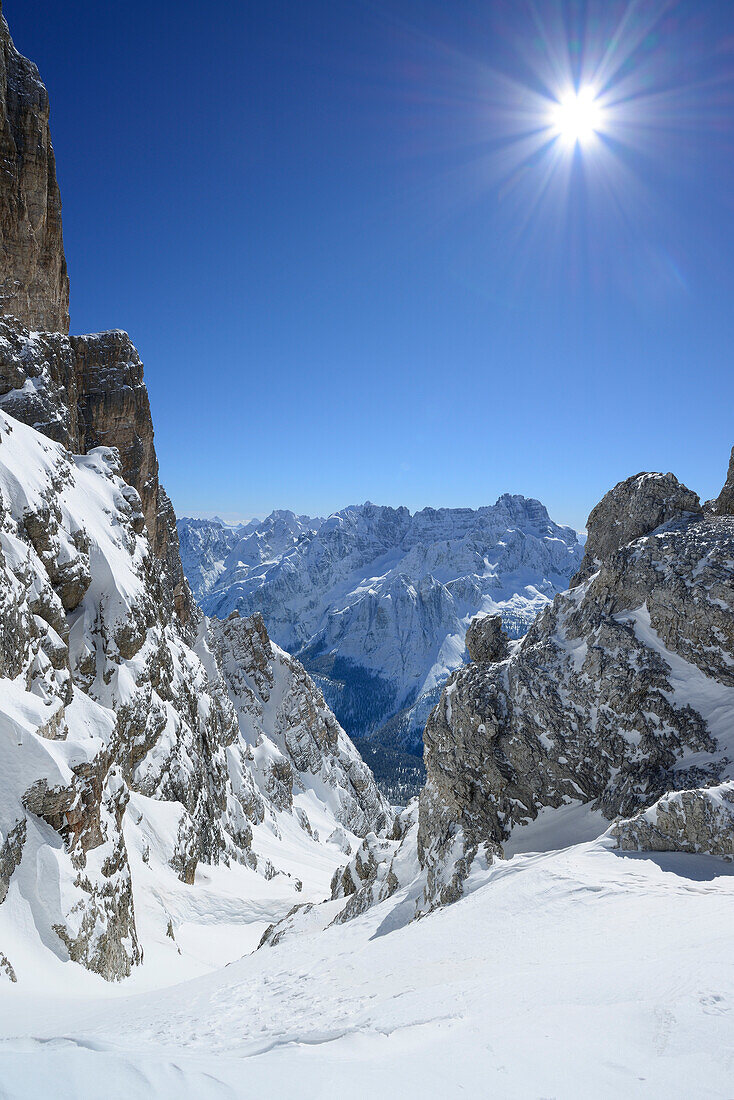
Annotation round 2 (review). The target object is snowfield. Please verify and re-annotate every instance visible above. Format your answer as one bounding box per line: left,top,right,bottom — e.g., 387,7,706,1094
1,834,732,1099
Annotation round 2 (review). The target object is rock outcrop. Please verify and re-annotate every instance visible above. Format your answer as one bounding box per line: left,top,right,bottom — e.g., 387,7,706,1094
613,784,734,859
417,459,734,910
712,446,734,517
465,614,508,664
212,611,392,839
0,409,260,979
0,3,69,332
0,317,192,623
571,471,702,586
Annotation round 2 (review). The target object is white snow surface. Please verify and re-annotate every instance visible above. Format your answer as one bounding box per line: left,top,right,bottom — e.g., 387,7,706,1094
0,835,732,1098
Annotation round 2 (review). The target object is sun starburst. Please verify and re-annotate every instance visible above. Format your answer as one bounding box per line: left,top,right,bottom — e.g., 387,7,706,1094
549,86,605,147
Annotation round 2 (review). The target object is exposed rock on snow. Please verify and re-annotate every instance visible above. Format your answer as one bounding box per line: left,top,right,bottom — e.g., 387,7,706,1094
0,411,253,978
0,317,192,624
613,784,734,859
0,408,393,979
416,458,734,910
712,445,734,516
464,613,509,664
571,470,702,586
0,4,69,333
211,611,391,839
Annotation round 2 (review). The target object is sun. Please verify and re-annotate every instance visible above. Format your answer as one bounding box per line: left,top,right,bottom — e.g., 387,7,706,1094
549,86,604,147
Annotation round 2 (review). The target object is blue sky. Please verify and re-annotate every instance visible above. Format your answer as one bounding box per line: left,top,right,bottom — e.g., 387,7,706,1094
8,0,734,531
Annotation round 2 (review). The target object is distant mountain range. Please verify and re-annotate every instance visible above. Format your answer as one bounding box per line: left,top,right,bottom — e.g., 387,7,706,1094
178,499,584,794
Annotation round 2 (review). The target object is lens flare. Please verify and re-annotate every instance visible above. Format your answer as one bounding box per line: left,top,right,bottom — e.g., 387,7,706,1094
550,86,605,147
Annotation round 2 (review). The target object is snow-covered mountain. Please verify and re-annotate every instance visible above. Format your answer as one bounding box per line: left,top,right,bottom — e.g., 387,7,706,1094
0,394,390,983
177,500,584,763
2,10,734,1097
0,3,392,985
178,512,323,607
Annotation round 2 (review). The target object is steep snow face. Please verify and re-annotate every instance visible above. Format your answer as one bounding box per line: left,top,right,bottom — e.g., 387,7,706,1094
0,410,390,984
178,499,583,742
178,512,322,605
211,612,391,840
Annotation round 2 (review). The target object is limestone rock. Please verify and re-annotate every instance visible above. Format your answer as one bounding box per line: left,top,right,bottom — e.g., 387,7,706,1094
0,3,69,333
0,315,193,624
418,462,734,913
712,446,734,517
465,614,508,664
612,783,734,859
0,951,16,982
212,611,392,838
571,471,702,586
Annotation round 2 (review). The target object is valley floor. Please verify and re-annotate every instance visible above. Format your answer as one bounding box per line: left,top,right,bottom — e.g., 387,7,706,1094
1,835,732,1099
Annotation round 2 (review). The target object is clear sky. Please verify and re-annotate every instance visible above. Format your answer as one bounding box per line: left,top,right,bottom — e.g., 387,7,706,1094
7,0,734,531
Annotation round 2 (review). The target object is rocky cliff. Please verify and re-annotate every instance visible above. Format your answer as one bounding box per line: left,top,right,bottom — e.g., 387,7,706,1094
416,465,734,909
0,3,68,333
0,7,189,624
0,406,390,981
0,317,192,624
712,446,734,517
0,8,389,984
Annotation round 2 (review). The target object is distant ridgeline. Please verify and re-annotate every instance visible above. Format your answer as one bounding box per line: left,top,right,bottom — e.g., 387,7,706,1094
178,500,584,798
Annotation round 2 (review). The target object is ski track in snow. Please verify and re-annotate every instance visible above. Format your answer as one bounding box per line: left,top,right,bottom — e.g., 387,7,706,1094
1,838,733,1098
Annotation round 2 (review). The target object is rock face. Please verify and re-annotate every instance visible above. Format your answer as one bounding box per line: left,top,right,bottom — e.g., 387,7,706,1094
0,3,69,333
571,471,702,586
613,785,734,859
0,317,192,623
465,614,508,664
712,447,734,517
0,401,392,982
0,8,190,624
212,612,391,839
417,461,734,910
0,410,247,979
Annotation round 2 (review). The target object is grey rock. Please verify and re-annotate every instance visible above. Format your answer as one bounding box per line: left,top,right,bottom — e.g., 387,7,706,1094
0,3,69,333
572,471,702,586
465,614,508,664
613,783,734,859
0,951,16,982
418,476,734,912
0,818,26,906
712,446,734,517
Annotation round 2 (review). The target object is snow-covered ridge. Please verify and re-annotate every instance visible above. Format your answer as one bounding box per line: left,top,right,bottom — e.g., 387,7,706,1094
0,409,390,985
177,498,584,748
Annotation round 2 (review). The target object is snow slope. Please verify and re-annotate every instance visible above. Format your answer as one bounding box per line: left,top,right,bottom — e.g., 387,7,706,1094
0,409,388,984
177,500,583,746
0,835,732,1098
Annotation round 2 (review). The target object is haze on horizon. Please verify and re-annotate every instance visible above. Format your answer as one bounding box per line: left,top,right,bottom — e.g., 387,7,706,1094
8,0,734,533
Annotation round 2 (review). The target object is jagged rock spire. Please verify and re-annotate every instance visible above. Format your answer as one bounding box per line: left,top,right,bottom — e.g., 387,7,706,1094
712,446,734,516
